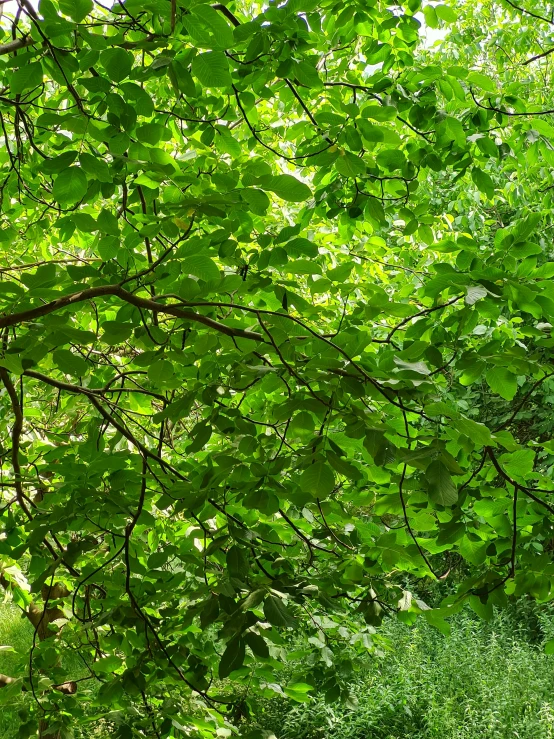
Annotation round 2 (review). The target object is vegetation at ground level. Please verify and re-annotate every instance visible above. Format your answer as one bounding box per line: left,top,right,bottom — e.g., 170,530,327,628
3,601,554,738
2,0,554,736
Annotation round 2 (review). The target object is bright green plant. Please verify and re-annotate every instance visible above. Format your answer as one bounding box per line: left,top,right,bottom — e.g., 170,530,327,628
251,607,554,739
2,0,554,736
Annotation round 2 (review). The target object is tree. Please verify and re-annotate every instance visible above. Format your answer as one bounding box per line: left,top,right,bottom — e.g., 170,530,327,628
1,0,554,736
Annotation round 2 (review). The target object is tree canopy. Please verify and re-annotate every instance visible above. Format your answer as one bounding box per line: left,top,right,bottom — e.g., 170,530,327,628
2,0,554,736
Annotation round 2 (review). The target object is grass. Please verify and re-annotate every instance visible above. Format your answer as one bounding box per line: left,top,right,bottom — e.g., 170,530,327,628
250,605,554,739
2,602,554,737
0,604,34,737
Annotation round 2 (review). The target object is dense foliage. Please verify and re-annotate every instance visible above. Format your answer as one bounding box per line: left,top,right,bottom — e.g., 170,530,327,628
4,601,554,739
2,0,554,736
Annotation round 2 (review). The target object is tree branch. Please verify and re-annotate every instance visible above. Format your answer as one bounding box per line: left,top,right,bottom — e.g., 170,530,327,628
0,284,264,341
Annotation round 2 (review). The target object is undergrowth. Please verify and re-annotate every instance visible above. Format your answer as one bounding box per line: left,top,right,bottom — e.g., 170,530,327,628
249,603,554,739
1,602,554,737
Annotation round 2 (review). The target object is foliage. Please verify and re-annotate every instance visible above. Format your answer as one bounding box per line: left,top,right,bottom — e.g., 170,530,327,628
1,0,554,736
250,606,554,739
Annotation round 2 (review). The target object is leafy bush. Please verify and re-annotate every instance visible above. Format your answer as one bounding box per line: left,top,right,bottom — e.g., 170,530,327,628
250,605,554,739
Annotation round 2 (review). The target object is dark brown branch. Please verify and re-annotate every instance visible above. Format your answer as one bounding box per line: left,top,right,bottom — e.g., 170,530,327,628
0,368,31,519
316,498,354,550
485,446,554,515
470,87,554,116
495,371,554,431
501,0,554,25
0,284,264,341
211,3,240,26
524,46,554,64
386,295,463,343
0,36,35,55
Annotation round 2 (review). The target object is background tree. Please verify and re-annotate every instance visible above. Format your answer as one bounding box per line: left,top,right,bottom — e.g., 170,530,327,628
1,0,554,737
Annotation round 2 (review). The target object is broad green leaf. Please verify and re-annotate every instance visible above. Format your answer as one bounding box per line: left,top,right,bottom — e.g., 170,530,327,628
262,175,312,202
52,167,88,205
97,209,119,236
100,48,134,82
376,149,406,171
486,367,518,401
471,167,495,197
59,0,93,22
455,418,492,447
10,63,43,94
53,349,89,377
458,535,487,566
467,71,497,93
191,51,232,87
298,462,335,497
79,153,111,183
101,321,133,345
263,596,297,627
336,151,366,177
465,285,488,305
189,3,235,49
427,461,458,507
219,638,245,678
182,255,220,282
362,105,397,121
500,449,535,479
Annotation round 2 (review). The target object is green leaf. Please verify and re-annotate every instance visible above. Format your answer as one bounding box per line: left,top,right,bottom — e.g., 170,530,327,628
226,545,249,578
97,209,119,236
486,367,518,401
245,632,269,659
10,63,43,94
136,123,167,146
189,3,235,49
500,449,535,479
469,595,493,621
545,639,554,655
263,595,297,627
182,255,220,282
298,462,335,497
467,71,497,93
471,167,495,197
455,418,492,448
262,175,312,202
427,461,458,507
465,285,488,305
435,4,457,22
52,167,88,205
79,152,111,183
186,422,212,452
362,105,397,121
241,188,270,214
376,149,406,171
336,151,366,177
53,349,89,377
100,48,134,82
458,535,487,566
98,236,120,261
191,51,232,88
218,638,245,679
286,259,321,275
101,321,133,345
59,0,93,22
94,655,124,673
293,60,322,89
532,120,554,138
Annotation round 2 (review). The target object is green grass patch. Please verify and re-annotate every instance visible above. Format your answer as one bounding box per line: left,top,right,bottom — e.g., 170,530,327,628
0,604,33,737
250,607,554,739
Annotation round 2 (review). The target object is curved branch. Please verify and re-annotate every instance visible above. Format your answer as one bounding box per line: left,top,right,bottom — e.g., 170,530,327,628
0,368,31,519
0,284,264,341
501,0,554,25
